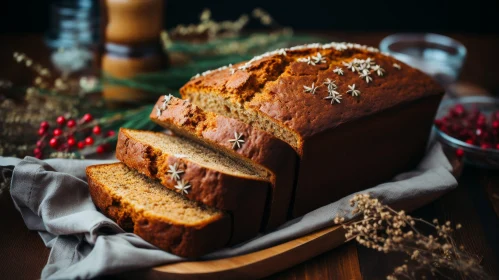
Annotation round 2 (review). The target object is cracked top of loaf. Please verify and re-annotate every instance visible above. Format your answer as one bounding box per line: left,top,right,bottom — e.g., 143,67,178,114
180,42,444,149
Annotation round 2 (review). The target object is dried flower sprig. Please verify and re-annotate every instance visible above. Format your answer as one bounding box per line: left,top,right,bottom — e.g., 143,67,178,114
13,52,98,95
166,8,280,42
337,194,487,280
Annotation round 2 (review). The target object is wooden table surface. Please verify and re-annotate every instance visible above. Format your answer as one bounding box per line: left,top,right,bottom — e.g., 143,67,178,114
1,32,499,280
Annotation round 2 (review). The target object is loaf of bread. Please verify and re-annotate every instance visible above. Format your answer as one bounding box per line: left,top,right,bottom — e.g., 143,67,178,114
86,163,231,258
115,128,269,243
180,42,444,217
86,42,443,258
150,95,297,230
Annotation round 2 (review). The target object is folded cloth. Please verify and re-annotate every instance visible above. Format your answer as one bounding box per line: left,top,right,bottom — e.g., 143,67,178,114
0,143,457,280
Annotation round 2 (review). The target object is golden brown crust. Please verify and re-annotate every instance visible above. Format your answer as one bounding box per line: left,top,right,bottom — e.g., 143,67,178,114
116,128,269,243
180,44,444,152
179,42,444,217
86,163,231,258
291,94,442,216
150,96,298,230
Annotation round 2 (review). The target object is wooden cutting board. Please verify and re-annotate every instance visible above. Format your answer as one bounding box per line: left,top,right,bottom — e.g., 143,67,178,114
123,224,346,280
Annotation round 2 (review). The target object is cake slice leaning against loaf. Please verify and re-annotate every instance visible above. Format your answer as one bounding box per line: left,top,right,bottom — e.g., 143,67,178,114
150,95,298,230
86,163,231,258
116,128,269,244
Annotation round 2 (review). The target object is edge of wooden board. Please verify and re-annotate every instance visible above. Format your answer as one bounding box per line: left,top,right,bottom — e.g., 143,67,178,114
124,224,346,280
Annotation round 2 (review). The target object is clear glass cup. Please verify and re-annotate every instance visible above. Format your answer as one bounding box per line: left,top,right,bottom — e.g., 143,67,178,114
45,0,100,75
379,33,467,88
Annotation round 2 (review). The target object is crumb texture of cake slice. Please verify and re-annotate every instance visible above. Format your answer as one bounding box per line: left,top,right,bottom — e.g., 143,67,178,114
150,95,298,230
86,163,231,258
116,128,269,243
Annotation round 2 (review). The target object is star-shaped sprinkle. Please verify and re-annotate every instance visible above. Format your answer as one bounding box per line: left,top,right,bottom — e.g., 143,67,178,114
324,92,342,104
343,61,356,72
277,49,287,56
167,163,185,181
347,84,361,97
312,52,326,64
156,106,162,117
229,132,245,149
297,56,316,65
327,84,341,96
175,179,191,195
323,78,337,89
333,67,344,75
365,57,375,66
303,82,318,94
359,71,373,83
161,94,173,110
357,63,369,71
393,63,401,70
371,65,385,76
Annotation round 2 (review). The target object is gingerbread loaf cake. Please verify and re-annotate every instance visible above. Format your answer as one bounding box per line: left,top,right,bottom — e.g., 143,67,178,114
150,95,297,230
180,42,444,217
115,128,269,243
86,163,231,258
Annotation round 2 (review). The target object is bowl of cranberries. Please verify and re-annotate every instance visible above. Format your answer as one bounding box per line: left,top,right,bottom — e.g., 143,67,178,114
433,96,499,168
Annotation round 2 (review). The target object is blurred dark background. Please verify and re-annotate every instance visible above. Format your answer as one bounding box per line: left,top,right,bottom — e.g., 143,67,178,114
1,0,499,34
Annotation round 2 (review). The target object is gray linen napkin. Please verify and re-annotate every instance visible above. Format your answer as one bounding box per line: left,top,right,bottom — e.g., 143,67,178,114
0,143,457,279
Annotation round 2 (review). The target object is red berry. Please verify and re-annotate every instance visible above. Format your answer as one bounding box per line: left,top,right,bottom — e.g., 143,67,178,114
53,128,63,136
465,139,474,145
456,149,464,158
481,143,492,150
67,138,76,147
477,117,487,128
67,119,76,128
40,121,50,129
82,113,93,123
77,141,85,150
38,127,47,136
496,144,499,150
33,148,41,155
96,145,106,154
85,137,94,145
49,138,59,148
493,120,499,130
106,130,116,137
452,104,466,117
36,140,44,147
56,116,66,126
34,153,43,159
92,125,101,135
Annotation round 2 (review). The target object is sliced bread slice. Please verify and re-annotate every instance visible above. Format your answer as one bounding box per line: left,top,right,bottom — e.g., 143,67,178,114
150,95,298,230
116,128,269,243
86,162,231,258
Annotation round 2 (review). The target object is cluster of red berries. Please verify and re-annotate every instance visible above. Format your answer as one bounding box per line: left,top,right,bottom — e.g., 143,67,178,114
434,104,499,157
34,113,115,159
